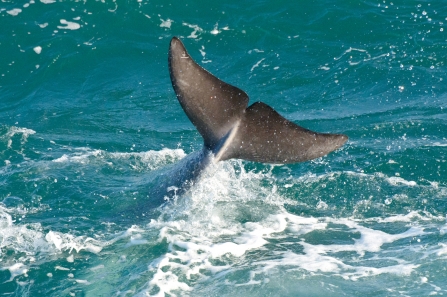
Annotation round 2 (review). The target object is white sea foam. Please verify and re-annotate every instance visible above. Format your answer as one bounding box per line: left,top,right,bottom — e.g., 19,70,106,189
0,205,112,282
251,58,265,72
440,221,447,235
75,279,90,284
57,19,81,30
66,254,74,263
437,243,447,255
52,154,70,163
130,160,437,295
124,233,148,247
302,170,420,189
430,142,447,147
7,8,22,16
141,205,429,295
368,211,445,223
0,210,104,256
55,266,70,271
160,18,173,29
45,231,104,253
182,22,203,39
0,203,159,286
387,176,417,186
210,23,220,35
334,47,371,62
248,49,264,54
5,126,36,139
5,263,28,281
2,126,36,150
33,46,42,54
2,145,444,293
110,148,186,166
52,150,101,163
52,148,186,171
199,45,212,63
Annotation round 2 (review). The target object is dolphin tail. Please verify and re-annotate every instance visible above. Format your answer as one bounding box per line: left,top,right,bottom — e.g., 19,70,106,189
168,37,347,164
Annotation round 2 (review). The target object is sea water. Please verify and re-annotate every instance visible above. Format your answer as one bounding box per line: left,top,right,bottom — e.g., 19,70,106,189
1,0,446,296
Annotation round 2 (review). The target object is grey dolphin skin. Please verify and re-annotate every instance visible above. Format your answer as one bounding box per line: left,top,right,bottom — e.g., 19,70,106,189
147,37,349,204
122,37,348,216
169,37,347,167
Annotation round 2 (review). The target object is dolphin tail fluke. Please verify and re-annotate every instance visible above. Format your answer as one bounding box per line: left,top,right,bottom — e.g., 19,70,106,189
169,37,248,150
168,37,347,164
217,102,348,163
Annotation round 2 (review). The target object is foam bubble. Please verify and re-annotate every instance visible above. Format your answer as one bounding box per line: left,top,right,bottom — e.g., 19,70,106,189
52,154,69,163
7,8,22,16
210,23,220,35
75,279,90,284
182,23,203,39
160,18,173,29
45,231,104,253
387,176,417,186
33,46,42,54
251,58,265,72
124,234,148,247
57,19,81,30
6,263,28,281
431,142,447,147
55,266,70,271
66,254,74,263
6,126,36,138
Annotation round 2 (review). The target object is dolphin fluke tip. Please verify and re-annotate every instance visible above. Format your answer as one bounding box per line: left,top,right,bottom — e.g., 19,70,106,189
336,134,349,147
170,36,182,49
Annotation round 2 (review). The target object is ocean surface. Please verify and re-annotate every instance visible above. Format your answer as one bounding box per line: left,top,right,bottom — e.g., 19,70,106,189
1,0,447,296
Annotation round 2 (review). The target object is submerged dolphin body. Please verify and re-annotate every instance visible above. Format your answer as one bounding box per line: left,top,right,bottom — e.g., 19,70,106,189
148,37,347,204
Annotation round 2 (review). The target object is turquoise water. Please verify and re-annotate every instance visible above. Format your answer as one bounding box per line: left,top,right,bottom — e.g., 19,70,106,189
1,0,447,296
